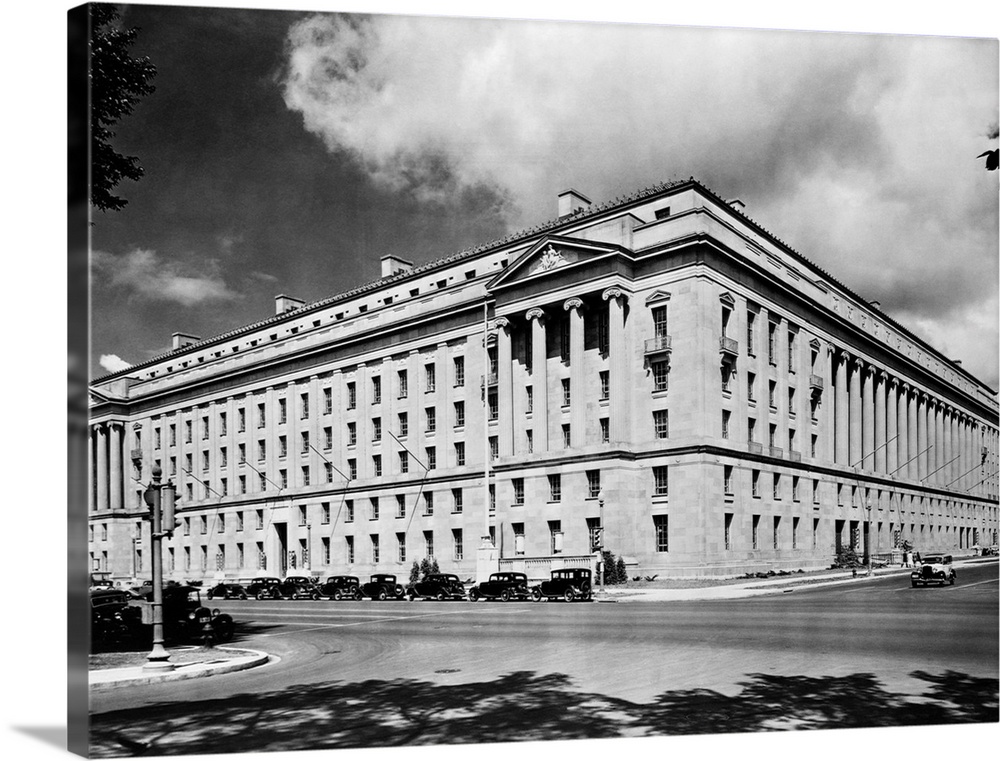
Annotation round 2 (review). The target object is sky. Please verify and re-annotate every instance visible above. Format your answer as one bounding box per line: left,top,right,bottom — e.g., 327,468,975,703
88,2,1000,391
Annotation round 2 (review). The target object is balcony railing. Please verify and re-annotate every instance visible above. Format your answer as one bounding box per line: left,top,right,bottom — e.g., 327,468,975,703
719,336,739,357
130,448,143,461
748,442,763,455
768,446,784,458
788,450,802,462
486,371,499,385
809,374,824,391
644,335,673,355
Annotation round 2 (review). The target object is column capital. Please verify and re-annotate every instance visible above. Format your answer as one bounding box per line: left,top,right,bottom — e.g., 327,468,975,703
562,297,584,312
601,287,628,303
492,316,511,331
875,367,888,383
887,375,899,390
851,356,867,371
525,307,546,324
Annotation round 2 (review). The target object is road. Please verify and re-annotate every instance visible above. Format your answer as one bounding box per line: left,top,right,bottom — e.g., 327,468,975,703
88,561,998,756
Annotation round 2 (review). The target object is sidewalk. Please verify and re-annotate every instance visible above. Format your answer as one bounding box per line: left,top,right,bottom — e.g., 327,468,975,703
596,555,996,603
89,646,271,690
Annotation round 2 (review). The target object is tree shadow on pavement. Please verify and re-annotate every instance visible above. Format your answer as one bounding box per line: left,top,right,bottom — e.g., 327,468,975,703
88,668,998,757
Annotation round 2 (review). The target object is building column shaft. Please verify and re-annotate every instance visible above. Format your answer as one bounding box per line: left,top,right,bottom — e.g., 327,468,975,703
530,314,549,452
497,323,514,456
607,295,628,444
568,303,585,447
109,422,123,511
849,362,863,467
96,424,109,512
917,396,928,480
88,429,95,514
885,380,898,475
835,354,849,464
862,366,875,470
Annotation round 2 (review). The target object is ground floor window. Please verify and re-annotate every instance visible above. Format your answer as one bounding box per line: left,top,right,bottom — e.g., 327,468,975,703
724,513,733,550
752,515,760,550
653,514,668,552
512,522,525,555
453,529,463,561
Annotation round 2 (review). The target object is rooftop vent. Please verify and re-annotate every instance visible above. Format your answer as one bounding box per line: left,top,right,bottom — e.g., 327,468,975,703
381,255,414,278
275,295,305,315
172,332,200,350
727,198,746,213
558,189,592,218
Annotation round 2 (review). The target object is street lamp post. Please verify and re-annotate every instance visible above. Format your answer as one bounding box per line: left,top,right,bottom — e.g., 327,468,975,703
143,465,175,672
597,491,605,593
865,501,874,577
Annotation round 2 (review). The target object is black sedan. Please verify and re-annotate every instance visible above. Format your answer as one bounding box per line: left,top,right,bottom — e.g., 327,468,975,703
406,574,467,601
361,574,405,601
531,567,593,602
206,582,249,600
319,575,362,600
272,576,322,600
467,572,531,602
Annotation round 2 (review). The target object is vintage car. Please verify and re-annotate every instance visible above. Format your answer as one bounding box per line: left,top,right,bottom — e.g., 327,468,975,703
361,574,406,601
206,582,249,600
531,568,593,602
89,572,116,591
910,554,956,587
272,575,322,600
133,585,235,643
319,575,362,600
406,573,467,601
467,572,531,602
91,588,143,649
246,577,283,600
127,579,154,599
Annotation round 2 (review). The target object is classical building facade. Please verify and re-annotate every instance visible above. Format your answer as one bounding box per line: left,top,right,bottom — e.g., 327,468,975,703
88,179,1000,581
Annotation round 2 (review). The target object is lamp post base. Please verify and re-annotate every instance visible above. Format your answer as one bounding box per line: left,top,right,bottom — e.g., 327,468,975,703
143,644,175,672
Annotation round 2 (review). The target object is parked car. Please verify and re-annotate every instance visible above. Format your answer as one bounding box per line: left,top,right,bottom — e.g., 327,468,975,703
127,579,154,599
206,582,249,600
131,585,235,643
90,572,116,591
407,574,467,601
91,589,143,649
531,568,593,602
467,572,531,602
272,575,322,600
910,554,956,587
319,575,362,600
246,577,282,600
361,574,405,600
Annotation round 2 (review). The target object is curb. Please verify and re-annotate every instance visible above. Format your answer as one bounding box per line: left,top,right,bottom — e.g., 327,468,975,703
90,647,271,689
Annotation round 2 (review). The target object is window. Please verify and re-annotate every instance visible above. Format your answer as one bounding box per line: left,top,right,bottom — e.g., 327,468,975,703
301,393,309,419
788,330,796,372
768,380,777,409
256,509,264,530
348,459,357,480
346,382,356,409
747,372,756,402
512,523,525,555
747,311,756,355
722,410,731,439
154,427,161,449
560,316,570,361
526,430,534,453
345,500,354,522
586,470,601,499
653,515,669,552
424,446,436,470
220,478,228,496
399,451,409,473
323,387,332,414
548,474,561,502
752,514,761,549
301,465,310,486
788,428,796,452
792,516,799,549
201,515,208,534
724,465,734,495
598,308,609,354
397,370,408,399
489,435,499,460
752,470,761,498
562,424,571,448
600,418,609,443
372,376,382,404
721,304,731,337
169,423,177,445
768,322,777,365
792,475,800,501
397,533,406,563
454,356,465,387
298,505,307,526
773,473,781,500
185,419,193,442
513,478,525,505
652,305,668,338
169,456,177,475
322,503,330,524
488,346,498,380
425,364,436,392
725,513,734,550
279,469,287,489
396,494,406,519
373,454,382,477
549,520,563,554
398,412,408,437
653,410,669,439
653,466,669,496
599,371,610,400
423,492,434,515
454,401,465,427
788,388,796,415
812,479,820,504
652,361,669,392
372,418,381,442
278,398,287,424
455,442,465,466
370,534,380,564
424,530,434,558
301,432,309,454
278,436,287,458
488,390,498,420
325,462,333,483
748,418,756,443
323,427,332,450
202,451,210,471
562,379,571,407
370,497,380,520
202,415,209,440
773,516,781,550
346,536,355,564
426,407,436,432
452,488,463,513
769,424,777,448
811,434,818,458
526,387,533,413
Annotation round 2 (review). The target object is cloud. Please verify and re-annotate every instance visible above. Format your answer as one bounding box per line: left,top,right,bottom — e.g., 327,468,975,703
99,354,132,373
280,14,998,388
92,248,240,306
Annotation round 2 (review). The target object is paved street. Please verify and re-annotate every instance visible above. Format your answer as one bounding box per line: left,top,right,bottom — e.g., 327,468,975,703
88,561,998,756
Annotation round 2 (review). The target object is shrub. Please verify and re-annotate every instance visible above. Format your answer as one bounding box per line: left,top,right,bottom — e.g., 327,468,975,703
409,561,420,584
615,556,627,584
419,557,431,579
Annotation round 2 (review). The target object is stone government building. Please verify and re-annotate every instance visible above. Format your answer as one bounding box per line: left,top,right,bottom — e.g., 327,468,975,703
88,178,1000,582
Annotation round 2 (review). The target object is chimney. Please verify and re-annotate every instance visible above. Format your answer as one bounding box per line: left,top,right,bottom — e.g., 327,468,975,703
275,294,305,315
380,255,414,278
727,198,745,213
558,189,592,218
172,332,200,350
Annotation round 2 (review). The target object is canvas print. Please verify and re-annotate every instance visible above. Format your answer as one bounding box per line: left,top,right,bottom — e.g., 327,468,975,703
70,2,998,757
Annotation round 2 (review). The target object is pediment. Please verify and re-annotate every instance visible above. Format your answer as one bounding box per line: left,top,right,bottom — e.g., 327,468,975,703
487,235,630,290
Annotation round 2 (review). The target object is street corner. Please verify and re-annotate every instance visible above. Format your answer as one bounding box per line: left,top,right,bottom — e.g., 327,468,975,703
90,646,273,690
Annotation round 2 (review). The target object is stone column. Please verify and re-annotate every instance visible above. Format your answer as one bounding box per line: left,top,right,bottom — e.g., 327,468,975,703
862,363,875,470
917,393,928,481
849,358,863,468
835,350,849,465
886,376,898,476
109,421,123,512
874,370,887,473
906,386,918,481
933,400,943,485
495,317,514,456
88,428,95,513
943,408,954,489
603,288,629,445
96,423,109,512
824,344,835,463
526,308,549,452
564,298,585,448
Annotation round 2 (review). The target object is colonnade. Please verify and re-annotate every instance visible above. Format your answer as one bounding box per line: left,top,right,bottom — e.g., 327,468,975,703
88,421,126,513
830,350,989,495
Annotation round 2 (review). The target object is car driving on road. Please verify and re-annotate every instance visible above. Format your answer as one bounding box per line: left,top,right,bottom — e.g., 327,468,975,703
910,554,956,587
